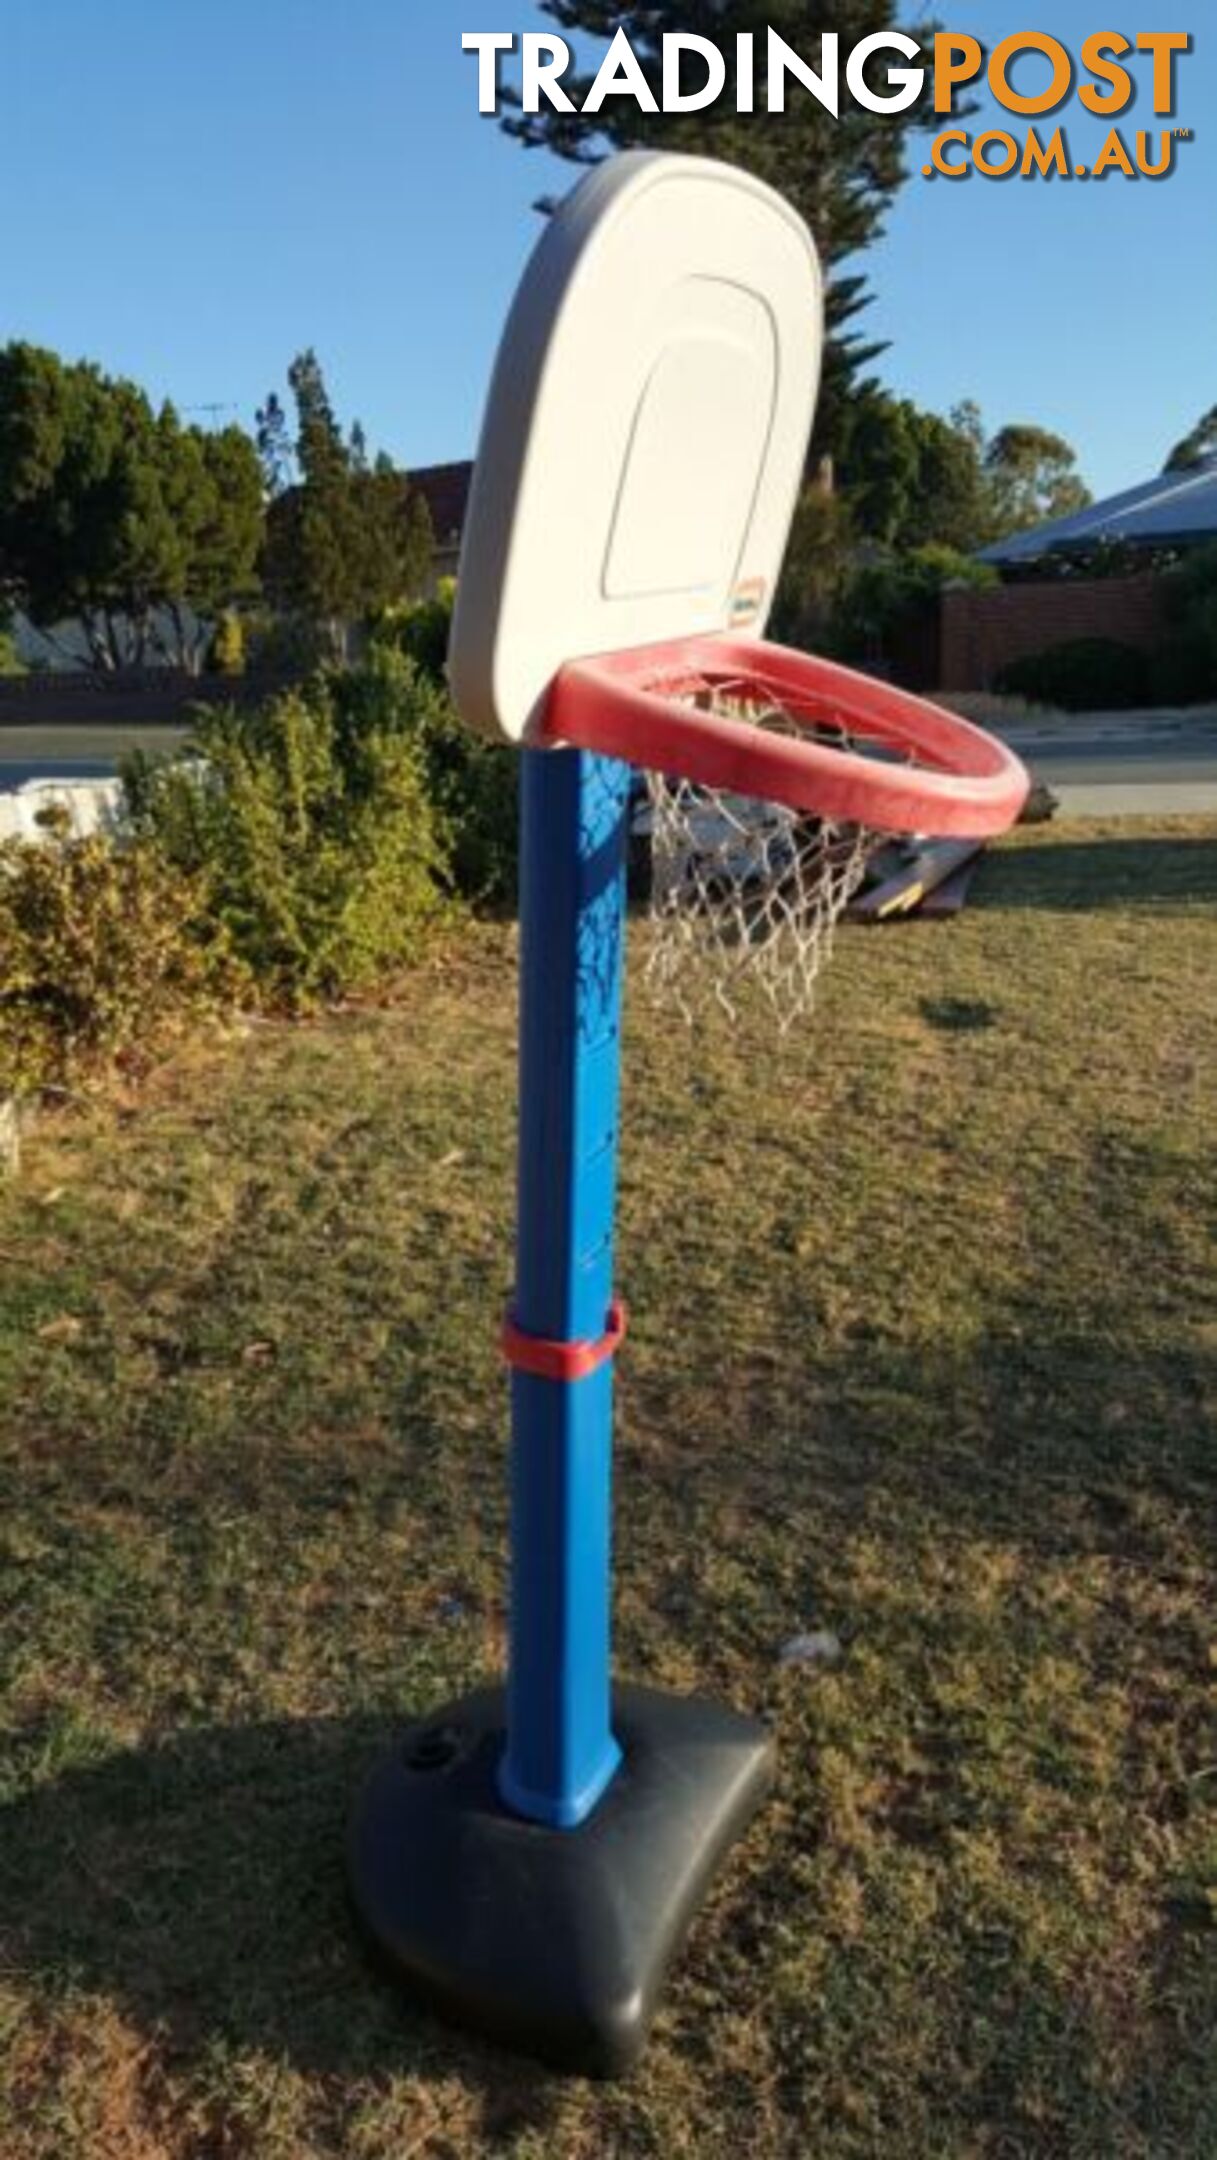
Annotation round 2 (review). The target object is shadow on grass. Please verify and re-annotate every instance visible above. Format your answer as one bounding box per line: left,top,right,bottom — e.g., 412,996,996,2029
2,886,1213,2151
624,1320,1214,1586
3,1300,1212,2154
918,996,998,1033
620,1050,1214,1573
0,1713,563,2142
978,834,1217,912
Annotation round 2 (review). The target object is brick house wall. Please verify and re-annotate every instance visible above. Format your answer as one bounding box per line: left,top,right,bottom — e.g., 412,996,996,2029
939,573,1167,692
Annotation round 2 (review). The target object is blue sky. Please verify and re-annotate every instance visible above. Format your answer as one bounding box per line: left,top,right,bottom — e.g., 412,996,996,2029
5,4,1213,500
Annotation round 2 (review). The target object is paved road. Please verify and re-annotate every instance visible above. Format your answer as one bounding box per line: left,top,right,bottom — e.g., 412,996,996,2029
4,711,1217,815
0,722,187,794
1000,709,1217,815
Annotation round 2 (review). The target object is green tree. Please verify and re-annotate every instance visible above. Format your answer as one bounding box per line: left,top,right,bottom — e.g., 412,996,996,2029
832,392,991,552
0,343,262,672
910,407,993,552
259,352,433,661
1165,405,1217,473
984,424,1091,538
829,543,997,670
835,392,921,546
255,391,295,498
502,1,943,460
1151,540,1217,703
771,483,856,647
152,411,264,668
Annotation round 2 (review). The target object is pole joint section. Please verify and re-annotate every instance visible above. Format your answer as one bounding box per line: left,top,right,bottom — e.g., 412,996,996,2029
502,1299,627,1384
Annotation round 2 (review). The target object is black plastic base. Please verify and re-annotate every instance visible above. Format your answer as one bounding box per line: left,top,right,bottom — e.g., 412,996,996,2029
346,1682,774,2077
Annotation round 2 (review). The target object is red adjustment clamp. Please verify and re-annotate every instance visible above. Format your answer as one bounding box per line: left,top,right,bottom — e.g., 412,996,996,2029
501,1299,627,1383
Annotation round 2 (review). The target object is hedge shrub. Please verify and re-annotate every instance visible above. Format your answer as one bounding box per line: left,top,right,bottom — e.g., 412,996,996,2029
824,545,998,671
373,579,457,684
1151,545,1217,705
344,640,518,907
995,637,1150,712
2,647,519,1100
206,610,246,675
0,808,230,1094
1150,626,1217,707
124,663,451,1010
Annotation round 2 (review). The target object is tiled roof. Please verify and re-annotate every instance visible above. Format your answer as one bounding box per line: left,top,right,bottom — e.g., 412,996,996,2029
410,460,474,546
981,458,1217,564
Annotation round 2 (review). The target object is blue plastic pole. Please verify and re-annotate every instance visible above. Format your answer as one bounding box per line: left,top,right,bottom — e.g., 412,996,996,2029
498,745,632,1829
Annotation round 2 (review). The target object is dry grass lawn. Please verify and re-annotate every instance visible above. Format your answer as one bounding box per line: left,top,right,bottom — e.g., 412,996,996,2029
1,817,1215,2158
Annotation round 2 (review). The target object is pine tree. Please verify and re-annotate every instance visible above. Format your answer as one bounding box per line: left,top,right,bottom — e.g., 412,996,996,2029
260,352,433,660
503,1,942,459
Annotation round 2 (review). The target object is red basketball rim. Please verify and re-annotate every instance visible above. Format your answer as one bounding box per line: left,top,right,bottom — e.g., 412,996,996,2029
541,634,1029,839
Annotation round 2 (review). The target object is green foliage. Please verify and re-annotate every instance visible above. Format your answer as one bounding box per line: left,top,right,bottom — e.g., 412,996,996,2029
403,695,517,909
836,393,994,552
984,424,1092,538
1165,404,1217,473
1149,628,1217,707
258,353,433,660
827,396,1091,556
0,811,228,1094
912,402,996,550
242,609,333,676
124,666,452,1009
1,651,508,1099
0,618,24,675
207,610,245,675
1151,542,1217,703
254,390,295,496
828,544,996,669
772,486,856,647
503,1,943,461
331,643,518,906
1160,539,1217,621
995,637,1150,713
0,342,262,671
371,578,456,684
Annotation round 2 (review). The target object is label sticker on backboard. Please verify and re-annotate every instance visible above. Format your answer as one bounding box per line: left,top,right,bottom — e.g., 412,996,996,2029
729,577,767,629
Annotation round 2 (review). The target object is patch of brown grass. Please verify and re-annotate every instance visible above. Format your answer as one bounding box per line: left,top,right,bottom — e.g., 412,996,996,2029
1,818,1214,2157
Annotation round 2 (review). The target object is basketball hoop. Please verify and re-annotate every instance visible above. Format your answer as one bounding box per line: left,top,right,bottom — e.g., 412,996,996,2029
354,149,1033,2080
544,634,1029,1030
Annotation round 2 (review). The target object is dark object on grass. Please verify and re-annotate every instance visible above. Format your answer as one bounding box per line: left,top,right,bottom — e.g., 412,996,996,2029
849,837,983,922
920,995,999,1032
917,853,984,918
995,637,1150,713
348,1682,773,2078
1019,777,1060,825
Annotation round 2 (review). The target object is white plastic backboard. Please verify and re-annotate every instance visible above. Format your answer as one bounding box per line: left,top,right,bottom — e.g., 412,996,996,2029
449,152,823,744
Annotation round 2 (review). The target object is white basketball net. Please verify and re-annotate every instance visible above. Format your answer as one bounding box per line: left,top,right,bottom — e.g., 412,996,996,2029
641,680,888,1033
